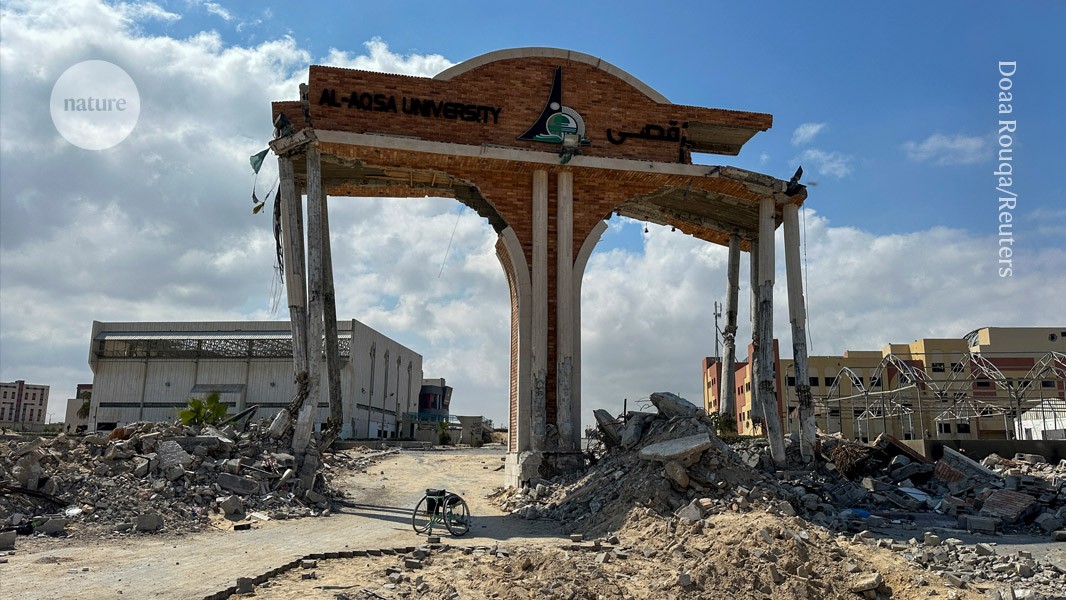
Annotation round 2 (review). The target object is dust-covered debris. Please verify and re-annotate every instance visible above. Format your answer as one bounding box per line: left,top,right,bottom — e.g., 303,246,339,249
1,422,391,538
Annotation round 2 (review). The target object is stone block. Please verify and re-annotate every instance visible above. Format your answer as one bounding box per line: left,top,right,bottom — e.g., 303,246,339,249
975,543,995,556
664,461,689,488
235,578,254,594
0,529,16,549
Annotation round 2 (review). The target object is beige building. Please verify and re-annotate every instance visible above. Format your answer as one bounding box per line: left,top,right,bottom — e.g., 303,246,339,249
704,326,1066,441
0,380,50,431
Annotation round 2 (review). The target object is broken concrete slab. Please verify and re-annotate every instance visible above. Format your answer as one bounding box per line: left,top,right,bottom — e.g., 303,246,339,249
849,572,883,592
218,473,261,496
593,410,622,447
638,433,712,464
649,392,701,419
34,517,69,534
0,529,16,549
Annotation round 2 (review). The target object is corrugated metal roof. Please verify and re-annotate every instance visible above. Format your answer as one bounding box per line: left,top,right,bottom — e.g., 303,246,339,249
96,332,351,340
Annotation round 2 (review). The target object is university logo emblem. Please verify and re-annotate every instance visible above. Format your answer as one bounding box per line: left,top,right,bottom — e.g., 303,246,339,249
518,67,588,144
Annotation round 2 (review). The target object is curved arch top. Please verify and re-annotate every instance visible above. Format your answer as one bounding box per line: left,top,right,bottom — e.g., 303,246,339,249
435,47,670,104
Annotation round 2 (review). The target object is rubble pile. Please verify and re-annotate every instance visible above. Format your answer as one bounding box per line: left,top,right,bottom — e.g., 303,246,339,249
495,392,795,535
1,420,385,536
849,529,1066,599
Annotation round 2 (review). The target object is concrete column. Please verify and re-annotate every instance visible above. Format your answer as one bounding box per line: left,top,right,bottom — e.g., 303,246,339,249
279,156,309,380
749,238,760,418
783,203,815,462
720,233,741,430
556,171,574,451
530,170,548,452
757,197,786,466
317,186,344,440
294,145,324,460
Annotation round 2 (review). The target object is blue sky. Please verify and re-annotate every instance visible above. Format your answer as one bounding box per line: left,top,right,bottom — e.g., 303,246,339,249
139,1,1066,252
1,1,1063,426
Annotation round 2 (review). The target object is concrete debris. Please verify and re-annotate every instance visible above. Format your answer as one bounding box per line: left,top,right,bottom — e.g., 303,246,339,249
1,425,393,536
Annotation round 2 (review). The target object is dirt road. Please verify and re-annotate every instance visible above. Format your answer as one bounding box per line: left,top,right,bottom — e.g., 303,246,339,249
1,447,558,600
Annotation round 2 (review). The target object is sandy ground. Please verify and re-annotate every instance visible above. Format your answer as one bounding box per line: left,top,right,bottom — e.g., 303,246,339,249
0,446,562,600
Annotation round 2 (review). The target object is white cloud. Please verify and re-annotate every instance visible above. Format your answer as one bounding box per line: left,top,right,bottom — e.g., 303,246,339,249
203,2,233,22
323,38,454,76
759,152,770,165
795,148,853,178
791,122,826,146
903,132,988,165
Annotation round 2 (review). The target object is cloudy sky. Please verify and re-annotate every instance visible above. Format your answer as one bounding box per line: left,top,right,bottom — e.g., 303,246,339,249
1,1,1063,428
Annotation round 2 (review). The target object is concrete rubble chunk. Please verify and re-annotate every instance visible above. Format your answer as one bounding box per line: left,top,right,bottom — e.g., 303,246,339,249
621,412,655,449
0,529,16,550
217,472,261,495
849,572,883,593
593,410,622,447
135,511,163,532
639,433,713,464
650,392,700,418
34,517,68,534
219,495,243,517
155,440,193,471
664,461,690,488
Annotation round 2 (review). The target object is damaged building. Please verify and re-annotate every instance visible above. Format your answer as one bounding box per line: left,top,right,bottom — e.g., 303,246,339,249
704,326,1066,442
86,320,423,440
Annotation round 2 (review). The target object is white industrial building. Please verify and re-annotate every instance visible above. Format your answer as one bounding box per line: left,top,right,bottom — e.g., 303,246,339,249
88,320,422,439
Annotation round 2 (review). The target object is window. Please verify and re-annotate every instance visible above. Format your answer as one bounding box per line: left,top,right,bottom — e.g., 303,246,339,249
853,408,865,417
870,376,882,387
829,409,840,417
956,423,971,434
1043,380,1056,388
975,380,991,388
745,382,751,392
28,409,34,422
786,376,796,387
931,363,946,373
809,377,820,387
951,362,964,373
953,392,966,399
0,407,4,420
825,376,836,387
937,422,953,434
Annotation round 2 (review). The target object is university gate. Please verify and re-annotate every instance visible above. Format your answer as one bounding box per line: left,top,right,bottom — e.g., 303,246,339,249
269,48,813,486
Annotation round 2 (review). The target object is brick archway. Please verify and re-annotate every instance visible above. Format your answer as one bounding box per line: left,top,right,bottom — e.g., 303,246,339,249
271,48,812,484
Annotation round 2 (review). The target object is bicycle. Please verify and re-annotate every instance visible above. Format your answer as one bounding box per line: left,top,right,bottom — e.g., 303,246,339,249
411,488,471,536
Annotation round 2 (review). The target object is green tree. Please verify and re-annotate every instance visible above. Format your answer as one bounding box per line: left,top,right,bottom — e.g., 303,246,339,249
177,392,230,427
437,419,452,445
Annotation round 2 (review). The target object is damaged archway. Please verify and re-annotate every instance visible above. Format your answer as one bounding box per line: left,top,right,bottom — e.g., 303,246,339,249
269,48,812,486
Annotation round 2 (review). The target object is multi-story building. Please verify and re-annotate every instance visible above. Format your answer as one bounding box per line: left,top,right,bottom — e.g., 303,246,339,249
704,326,1066,441
0,380,50,431
88,320,423,439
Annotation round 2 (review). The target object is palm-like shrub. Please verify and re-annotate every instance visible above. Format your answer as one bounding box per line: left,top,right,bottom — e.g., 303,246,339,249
177,392,230,427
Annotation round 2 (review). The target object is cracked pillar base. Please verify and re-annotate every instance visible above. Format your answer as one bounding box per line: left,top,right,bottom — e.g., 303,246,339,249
505,450,585,487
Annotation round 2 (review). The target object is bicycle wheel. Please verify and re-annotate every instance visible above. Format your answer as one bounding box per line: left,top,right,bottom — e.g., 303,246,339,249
412,496,434,534
443,494,471,536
